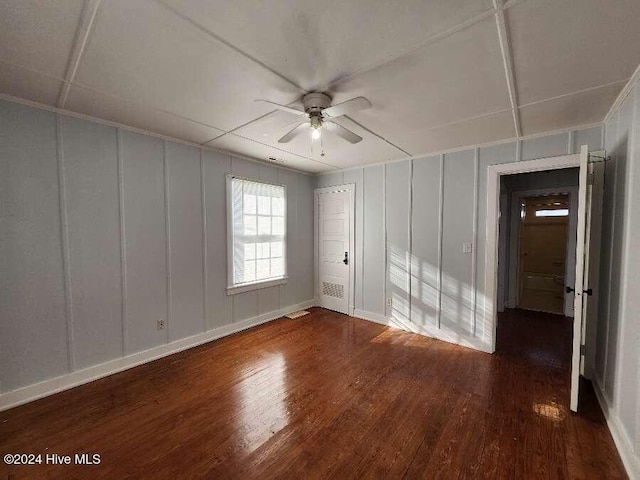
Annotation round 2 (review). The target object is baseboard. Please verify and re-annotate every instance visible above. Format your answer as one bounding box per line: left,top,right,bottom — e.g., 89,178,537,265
0,299,316,412
352,309,493,353
353,308,389,326
592,375,640,480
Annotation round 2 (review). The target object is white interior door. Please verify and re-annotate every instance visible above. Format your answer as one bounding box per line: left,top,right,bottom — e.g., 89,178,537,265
316,186,353,315
570,145,603,412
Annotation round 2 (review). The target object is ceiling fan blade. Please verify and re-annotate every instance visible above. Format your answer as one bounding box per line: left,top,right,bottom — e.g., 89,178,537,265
324,121,363,144
278,122,309,143
322,96,371,119
255,99,306,116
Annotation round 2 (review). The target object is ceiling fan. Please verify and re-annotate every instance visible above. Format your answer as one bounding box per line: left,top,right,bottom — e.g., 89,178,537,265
256,92,371,145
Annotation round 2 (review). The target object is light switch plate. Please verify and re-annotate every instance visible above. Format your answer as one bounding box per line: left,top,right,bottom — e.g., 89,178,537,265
463,242,473,254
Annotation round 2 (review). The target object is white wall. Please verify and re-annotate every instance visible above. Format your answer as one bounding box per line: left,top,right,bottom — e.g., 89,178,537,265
595,78,640,478
316,125,603,352
0,99,315,402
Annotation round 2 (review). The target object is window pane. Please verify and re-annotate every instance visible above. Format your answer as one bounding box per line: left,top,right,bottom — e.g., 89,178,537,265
243,260,256,282
271,241,283,258
258,196,271,215
244,215,257,235
244,194,256,214
272,217,284,235
271,257,284,277
244,243,256,260
535,209,569,217
256,242,270,259
272,197,284,216
258,216,271,235
256,259,270,280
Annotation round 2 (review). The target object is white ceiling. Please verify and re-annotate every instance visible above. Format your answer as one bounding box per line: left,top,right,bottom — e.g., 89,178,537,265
1,0,639,173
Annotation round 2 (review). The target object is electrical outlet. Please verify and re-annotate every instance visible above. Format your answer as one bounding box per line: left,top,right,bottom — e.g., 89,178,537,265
157,319,165,330
386,298,392,306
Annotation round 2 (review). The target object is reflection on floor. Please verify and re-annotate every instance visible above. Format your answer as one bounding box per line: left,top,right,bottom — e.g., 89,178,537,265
0,307,626,479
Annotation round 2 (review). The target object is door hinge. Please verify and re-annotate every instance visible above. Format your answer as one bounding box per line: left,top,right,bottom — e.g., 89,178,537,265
580,344,586,355
588,172,595,185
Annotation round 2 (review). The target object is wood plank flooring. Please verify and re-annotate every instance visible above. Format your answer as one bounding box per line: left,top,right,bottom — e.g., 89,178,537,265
0,307,627,479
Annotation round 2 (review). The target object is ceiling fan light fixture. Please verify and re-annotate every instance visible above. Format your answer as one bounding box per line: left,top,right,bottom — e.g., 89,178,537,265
266,92,369,146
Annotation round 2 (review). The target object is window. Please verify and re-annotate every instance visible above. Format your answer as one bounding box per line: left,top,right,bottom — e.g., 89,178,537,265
227,175,287,294
535,209,569,217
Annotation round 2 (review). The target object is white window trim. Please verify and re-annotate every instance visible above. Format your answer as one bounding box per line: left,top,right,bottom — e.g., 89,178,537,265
226,174,288,295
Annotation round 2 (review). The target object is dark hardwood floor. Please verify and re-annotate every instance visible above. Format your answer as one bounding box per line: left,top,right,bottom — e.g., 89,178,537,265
0,307,626,479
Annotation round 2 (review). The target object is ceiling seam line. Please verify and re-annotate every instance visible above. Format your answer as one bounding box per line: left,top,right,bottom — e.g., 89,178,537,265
152,0,304,93
503,0,528,10
520,79,631,108
57,0,103,108
201,132,227,145
418,108,515,132
225,110,282,135
55,0,90,107
493,0,521,137
604,62,640,122
328,8,498,89
343,115,412,156
0,59,68,82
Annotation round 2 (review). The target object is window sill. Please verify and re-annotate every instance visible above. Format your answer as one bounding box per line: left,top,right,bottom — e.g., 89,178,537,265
226,277,288,295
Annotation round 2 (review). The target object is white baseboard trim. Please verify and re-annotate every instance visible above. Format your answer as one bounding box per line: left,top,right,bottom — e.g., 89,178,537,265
352,309,493,353
592,375,640,480
353,308,389,326
0,299,316,412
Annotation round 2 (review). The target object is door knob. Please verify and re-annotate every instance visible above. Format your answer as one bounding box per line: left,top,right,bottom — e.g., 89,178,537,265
343,252,349,265
566,286,574,294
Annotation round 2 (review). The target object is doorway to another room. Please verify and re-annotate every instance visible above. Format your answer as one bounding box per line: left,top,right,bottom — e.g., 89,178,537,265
496,169,579,404
500,168,579,318
517,193,570,314
486,147,604,412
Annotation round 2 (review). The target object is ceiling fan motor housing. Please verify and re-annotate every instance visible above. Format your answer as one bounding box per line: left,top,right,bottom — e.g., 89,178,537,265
303,92,332,114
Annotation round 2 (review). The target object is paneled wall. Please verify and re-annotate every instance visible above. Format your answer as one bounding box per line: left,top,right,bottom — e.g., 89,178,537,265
597,78,640,476
0,100,314,397
316,125,604,352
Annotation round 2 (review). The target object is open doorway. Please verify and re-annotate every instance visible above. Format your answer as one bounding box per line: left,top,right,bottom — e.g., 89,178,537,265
486,147,604,412
495,169,578,388
498,169,579,317
518,193,570,314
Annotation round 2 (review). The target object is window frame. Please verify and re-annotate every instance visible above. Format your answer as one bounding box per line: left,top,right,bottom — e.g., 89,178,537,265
226,174,288,295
